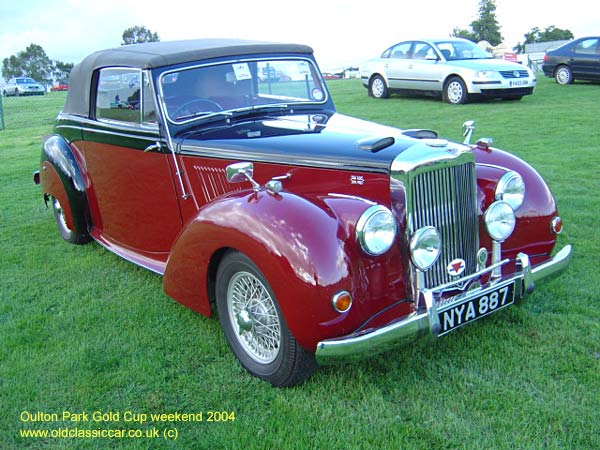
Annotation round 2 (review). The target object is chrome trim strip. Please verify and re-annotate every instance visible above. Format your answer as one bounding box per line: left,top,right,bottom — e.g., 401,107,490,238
315,245,572,364
56,125,162,144
56,114,160,137
179,144,389,173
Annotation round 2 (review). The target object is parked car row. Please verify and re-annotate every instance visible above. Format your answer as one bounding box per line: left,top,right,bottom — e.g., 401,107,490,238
360,36,599,104
1,78,70,96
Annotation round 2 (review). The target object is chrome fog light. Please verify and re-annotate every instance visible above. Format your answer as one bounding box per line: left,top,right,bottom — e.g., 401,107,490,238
495,171,525,210
410,226,441,271
356,205,397,256
484,201,516,242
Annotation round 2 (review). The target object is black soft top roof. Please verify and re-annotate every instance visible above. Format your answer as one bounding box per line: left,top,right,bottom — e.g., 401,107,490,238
63,39,314,116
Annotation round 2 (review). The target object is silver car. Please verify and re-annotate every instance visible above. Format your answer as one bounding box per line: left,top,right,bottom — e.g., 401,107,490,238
361,38,536,104
2,77,46,96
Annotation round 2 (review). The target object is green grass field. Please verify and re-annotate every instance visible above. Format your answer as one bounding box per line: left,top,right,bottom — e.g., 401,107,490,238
1,77,599,449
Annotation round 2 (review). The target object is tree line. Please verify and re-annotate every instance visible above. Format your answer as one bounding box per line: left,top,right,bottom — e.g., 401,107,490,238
451,0,572,48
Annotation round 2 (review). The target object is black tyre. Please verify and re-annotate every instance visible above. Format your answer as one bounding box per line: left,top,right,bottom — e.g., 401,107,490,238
369,75,389,98
51,196,90,245
443,76,468,104
216,251,317,387
555,65,574,85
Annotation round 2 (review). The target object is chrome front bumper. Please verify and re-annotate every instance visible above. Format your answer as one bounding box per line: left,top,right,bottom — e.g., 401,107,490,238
315,245,572,365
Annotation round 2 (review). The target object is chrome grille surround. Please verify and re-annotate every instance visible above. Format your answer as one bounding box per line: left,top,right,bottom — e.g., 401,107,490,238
499,70,529,79
391,142,479,296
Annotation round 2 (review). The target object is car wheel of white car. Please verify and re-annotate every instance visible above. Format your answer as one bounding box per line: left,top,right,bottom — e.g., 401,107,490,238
443,77,468,104
555,65,574,85
216,251,317,387
369,75,389,98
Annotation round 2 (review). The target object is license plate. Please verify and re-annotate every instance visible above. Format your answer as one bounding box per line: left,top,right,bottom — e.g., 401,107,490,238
510,80,528,86
437,281,515,336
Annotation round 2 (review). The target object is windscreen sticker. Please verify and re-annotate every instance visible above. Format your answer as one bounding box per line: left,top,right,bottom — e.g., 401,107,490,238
232,63,252,81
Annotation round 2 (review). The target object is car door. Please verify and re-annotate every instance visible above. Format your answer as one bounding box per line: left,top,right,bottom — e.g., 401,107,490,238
404,42,444,91
569,38,600,79
383,42,414,90
80,67,182,253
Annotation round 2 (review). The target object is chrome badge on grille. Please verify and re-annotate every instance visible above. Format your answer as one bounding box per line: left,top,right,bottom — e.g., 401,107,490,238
447,258,466,276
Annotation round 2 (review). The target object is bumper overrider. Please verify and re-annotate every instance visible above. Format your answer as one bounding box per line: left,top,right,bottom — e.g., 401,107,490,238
315,245,572,364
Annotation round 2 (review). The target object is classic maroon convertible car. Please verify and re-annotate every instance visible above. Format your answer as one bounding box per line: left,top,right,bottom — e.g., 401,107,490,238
35,39,571,386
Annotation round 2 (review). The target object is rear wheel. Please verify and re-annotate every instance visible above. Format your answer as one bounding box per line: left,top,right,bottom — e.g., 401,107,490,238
216,251,317,387
51,196,90,245
555,65,574,85
369,75,389,98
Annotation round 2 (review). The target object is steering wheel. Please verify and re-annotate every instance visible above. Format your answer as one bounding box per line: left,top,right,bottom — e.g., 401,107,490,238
173,98,223,119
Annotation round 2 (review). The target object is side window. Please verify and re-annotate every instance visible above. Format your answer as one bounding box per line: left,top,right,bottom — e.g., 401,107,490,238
141,71,157,124
412,43,436,60
389,43,412,59
96,68,142,123
574,38,600,55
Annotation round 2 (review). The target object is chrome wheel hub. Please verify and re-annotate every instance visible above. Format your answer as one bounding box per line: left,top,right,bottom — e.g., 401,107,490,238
372,79,384,97
52,198,71,232
227,271,281,364
556,68,570,84
447,82,463,103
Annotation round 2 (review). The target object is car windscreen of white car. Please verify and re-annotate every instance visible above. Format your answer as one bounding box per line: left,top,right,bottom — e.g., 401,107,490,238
435,40,493,61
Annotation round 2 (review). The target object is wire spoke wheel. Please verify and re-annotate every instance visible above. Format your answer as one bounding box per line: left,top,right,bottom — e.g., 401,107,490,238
227,271,281,364
216,251,317,386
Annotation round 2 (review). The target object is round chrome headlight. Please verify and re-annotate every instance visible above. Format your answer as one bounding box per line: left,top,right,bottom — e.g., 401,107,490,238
356,205,397,256
495,171,525,210
484,201,516,242
410,226,441,271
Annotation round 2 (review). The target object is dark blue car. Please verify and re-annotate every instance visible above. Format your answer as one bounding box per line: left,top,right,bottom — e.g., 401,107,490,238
542,37,600,84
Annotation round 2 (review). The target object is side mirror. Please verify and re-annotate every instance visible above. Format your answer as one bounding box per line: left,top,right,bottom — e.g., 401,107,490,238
226,162,260,192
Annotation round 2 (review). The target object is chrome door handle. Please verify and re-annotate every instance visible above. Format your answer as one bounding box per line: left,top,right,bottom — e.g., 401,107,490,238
144,142,163,152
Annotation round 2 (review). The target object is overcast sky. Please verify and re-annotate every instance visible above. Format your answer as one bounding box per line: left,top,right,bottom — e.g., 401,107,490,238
1,0,596,72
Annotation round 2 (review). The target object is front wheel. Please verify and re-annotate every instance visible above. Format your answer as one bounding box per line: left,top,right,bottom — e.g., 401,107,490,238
443,76,468,104
555,65,574,85
216,251,317,387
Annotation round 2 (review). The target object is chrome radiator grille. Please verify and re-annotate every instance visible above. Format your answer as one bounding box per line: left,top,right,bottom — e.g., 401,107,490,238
409,162,479,288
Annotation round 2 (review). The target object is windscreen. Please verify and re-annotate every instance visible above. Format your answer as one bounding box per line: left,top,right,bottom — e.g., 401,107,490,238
159,58,326,123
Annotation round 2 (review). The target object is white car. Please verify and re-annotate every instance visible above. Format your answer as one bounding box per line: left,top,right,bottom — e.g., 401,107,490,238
361,38,536,104
2,77,45,96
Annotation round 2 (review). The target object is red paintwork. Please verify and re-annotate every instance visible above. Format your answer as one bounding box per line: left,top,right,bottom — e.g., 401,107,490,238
77,142,182,253
473,146,558,260
40,162,74,229
163,156,409,350
58,135,560,352
50,84,69,92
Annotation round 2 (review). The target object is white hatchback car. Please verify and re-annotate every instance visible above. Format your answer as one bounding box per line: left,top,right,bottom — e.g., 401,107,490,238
361,38,536,104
